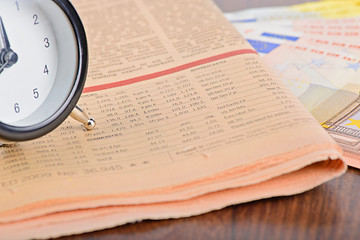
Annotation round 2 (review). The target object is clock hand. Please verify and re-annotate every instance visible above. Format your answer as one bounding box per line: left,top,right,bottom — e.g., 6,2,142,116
0,59,9,73
0,16,18,73
0,49,18,73
0,16,10,50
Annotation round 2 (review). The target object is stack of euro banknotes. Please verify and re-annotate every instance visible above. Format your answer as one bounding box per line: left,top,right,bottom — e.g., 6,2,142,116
226,0,360,168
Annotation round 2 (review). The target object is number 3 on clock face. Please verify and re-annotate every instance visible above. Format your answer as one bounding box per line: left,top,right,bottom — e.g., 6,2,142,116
0,0,95,144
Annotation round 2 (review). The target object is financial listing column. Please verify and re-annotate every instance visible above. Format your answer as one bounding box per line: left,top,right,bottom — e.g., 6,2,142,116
0,54,315,184
189,55,315,140
81,55,312,162
82,72,224,167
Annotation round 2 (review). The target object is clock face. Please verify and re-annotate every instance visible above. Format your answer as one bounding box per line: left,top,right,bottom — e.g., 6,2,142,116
0,0,78,127
0,1,58,125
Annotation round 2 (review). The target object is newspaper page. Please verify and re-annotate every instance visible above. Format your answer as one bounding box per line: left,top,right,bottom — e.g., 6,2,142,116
0,0,346,239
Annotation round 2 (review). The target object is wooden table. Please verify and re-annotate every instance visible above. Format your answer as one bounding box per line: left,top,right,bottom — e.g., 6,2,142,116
59,1,360,239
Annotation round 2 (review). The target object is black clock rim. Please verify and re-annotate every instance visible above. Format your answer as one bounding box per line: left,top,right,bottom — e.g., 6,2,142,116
0,0,88,142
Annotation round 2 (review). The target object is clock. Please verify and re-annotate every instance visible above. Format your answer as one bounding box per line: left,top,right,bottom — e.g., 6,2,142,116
0,0,95,145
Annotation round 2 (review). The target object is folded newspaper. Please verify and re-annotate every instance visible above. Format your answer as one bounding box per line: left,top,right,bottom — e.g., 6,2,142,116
226,0,360,168
0,0,347,239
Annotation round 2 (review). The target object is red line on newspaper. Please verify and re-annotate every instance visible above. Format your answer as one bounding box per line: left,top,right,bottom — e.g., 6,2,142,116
83,49,257,93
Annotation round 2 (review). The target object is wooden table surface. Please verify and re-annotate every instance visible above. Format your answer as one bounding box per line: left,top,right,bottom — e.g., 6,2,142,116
59,1,360,239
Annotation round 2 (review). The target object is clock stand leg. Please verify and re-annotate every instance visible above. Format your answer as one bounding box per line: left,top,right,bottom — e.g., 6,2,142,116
0,141,15,147
70,105,96,130
0,106,95,146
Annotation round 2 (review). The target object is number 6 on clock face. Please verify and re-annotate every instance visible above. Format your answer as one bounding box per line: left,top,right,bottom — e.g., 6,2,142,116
0,0,95,144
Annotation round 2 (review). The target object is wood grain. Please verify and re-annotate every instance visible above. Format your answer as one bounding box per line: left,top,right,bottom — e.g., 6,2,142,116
58,1,360,239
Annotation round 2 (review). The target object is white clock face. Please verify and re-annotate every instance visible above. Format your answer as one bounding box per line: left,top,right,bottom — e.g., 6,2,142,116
0,1,58,125
0,0,78,127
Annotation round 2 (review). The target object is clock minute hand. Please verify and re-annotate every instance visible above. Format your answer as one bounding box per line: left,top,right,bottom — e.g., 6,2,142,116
0,16,18,74
0,16,10,50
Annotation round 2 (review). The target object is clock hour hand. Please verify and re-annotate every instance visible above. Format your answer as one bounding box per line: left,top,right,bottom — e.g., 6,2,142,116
0,59,10,73
0,16,18,73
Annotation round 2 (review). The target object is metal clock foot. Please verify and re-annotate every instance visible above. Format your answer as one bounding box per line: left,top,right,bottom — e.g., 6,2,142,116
70,105,96,130
0,140,15,147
